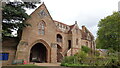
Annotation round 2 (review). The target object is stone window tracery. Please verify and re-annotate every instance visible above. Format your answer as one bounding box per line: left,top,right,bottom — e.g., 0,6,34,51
38,21,45,35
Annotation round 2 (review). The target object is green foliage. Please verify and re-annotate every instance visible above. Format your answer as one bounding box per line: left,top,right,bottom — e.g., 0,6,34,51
61,50,88,66
61,56,79,64
81,46,91,53
94,50,100,56
61,63,89,67
75,50,87,59
2,2,39,37
105,58,120,66
61,49,119,66
108,48,115,53
97,12,120,52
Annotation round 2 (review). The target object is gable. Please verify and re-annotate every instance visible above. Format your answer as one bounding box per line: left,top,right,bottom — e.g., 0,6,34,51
21,3,57,42
70,23,80,33
24,2,56,31
29,3,54,22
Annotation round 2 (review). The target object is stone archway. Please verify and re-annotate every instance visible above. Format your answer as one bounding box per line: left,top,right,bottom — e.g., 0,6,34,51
30,43,47,63
28,39,51,63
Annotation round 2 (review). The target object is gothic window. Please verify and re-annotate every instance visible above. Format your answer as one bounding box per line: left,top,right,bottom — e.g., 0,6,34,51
39,10,48,18
76,38,78,45
38,21,45,35
57,34,62,42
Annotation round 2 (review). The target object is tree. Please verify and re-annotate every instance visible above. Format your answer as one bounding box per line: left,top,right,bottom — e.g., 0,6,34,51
2,2,40,37
96,12,120,52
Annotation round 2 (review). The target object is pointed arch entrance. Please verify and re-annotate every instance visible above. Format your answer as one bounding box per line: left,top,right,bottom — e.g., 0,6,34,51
29,39,51,63
30,43,47,63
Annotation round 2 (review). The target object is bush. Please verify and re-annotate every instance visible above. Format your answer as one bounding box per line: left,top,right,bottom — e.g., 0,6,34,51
106,58,120,66
61,56,79,64
61,51,88,66
81,46,91,53
75,50,87,59
95,50,100,56
61,46,120,67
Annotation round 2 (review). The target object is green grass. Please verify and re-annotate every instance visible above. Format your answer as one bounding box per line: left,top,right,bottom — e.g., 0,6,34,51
2,64,47,68
61,63,89,67
17,64,37,66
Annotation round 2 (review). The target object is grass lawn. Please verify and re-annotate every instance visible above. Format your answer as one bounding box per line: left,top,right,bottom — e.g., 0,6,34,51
2,64,47,68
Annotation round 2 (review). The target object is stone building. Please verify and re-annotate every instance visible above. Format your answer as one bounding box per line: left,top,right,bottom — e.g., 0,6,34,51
1,3,95,65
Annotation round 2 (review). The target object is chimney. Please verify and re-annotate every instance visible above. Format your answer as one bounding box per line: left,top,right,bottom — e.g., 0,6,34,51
75,21,77,24
82,25,86,31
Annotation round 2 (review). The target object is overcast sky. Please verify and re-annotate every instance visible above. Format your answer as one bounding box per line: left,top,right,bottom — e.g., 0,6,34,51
26,0,119,38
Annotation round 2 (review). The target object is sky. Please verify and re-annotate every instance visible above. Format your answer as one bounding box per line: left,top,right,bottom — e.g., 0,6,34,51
26,0,119,38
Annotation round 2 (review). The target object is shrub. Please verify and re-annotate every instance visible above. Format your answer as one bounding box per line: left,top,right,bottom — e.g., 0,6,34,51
106,58,120,66
61,56,79,65
81,46,91,53
75,50,87,59
95,50,100,56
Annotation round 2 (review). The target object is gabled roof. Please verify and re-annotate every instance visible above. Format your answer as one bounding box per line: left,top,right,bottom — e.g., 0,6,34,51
53,20,76,33
29,2,54,23
81,26,94,40
69,24,75,30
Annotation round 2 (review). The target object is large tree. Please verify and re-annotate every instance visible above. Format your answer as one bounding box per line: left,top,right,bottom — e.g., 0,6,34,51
96,12,120,52
2,2,40,37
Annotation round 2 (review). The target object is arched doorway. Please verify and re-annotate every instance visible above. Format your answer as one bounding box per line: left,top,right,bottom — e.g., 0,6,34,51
30,43,47,63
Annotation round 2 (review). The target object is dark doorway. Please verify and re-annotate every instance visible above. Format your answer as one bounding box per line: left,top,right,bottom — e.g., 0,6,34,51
57,44,63,62
30,43,47,63
68,40,71,50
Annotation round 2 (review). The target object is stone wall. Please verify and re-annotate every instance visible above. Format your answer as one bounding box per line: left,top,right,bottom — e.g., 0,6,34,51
2,37,19,65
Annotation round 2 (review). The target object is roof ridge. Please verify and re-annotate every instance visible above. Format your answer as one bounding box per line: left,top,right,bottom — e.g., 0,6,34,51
29,3,44,16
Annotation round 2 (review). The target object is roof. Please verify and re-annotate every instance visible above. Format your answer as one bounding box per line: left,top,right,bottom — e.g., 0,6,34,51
69,24,75,30
81,26,94,40
54,20,69,26
54,20,76,33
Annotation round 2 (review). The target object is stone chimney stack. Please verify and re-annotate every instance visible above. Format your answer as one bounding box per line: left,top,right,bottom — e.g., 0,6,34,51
75,21,77,24
82,25,86,31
